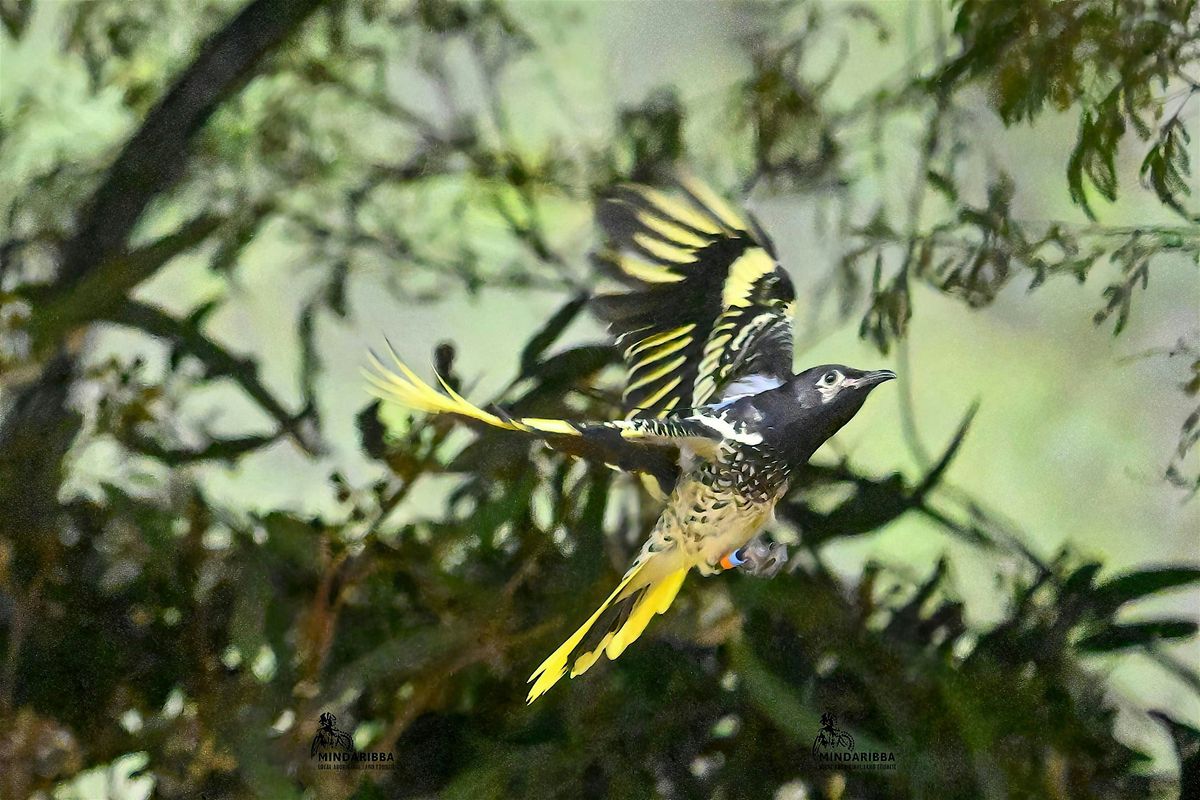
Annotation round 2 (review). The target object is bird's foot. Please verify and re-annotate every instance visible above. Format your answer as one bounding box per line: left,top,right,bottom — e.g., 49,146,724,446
720,538,789,578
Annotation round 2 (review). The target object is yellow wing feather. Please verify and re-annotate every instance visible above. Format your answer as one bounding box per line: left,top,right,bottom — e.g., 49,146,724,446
595,177,796,419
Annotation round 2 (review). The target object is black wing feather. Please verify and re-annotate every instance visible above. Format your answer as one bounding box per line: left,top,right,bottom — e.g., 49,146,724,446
592,176,796,418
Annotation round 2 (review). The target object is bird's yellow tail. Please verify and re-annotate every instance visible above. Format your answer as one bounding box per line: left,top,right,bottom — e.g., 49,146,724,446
526,563,688,703
363,345,578,436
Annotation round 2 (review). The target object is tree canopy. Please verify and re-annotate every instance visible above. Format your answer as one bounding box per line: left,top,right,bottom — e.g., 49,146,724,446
0,1,1197,798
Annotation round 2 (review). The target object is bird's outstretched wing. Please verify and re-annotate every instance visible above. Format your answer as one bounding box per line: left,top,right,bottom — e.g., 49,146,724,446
593,176,796,418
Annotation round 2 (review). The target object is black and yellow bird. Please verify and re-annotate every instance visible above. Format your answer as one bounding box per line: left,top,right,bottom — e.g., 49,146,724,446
367,176,895,702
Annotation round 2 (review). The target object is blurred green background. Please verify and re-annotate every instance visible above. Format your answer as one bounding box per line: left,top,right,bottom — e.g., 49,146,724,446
1,0,1198,798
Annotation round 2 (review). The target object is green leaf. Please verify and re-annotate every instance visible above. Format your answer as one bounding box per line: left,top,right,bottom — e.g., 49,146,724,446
349,775,393,800
1149,710,1200,794
515,344,617,400
730,639,892,755
1062,561,1103,597
1077,620,1199,652
1092,567,1200,611
728,640,822,746
519,293,588,376
357,400,389,461
259,512,320,571
229,556,270,658
927,169,959,202
328,625,474,697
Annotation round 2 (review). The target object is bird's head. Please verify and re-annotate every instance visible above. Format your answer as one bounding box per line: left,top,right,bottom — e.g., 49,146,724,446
748,364,895,462
788,364,896,413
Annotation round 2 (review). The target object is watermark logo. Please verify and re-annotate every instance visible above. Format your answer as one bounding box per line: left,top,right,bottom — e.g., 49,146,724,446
811,712,897,771
309,712,397,770
811,712,855,756
310,712,355,756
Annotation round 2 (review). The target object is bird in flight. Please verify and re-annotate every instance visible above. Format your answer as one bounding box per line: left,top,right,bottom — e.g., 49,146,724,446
367,175,895,703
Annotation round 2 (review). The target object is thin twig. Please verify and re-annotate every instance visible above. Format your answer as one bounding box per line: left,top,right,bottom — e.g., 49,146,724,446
102,299,322,455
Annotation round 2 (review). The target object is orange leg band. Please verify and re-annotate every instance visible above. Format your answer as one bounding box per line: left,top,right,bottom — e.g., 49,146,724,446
720,549,746,570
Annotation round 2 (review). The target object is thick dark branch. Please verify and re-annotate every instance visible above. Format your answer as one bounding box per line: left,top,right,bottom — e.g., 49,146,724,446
0,352,81,535
0,0,326,546
102,299,322,455
56,0,326,290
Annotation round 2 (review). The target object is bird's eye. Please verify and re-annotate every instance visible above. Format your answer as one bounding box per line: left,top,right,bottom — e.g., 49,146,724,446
821,371,841,386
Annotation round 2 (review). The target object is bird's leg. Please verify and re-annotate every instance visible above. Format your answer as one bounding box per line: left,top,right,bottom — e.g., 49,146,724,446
719,537,789,578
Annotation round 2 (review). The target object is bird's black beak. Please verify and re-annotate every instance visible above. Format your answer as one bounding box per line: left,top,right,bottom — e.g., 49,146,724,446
860,369,897,387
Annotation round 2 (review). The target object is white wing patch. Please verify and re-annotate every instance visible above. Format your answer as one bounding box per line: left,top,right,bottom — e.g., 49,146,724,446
692,414,763,445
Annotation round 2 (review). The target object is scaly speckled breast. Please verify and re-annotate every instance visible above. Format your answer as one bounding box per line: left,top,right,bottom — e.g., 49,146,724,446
636,440,791,576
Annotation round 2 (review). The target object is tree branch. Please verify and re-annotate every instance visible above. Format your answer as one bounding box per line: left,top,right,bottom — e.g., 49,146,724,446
102,299,322,456
55,0,327,291
0,0,327,550
123,429,286,466
31,213,225,346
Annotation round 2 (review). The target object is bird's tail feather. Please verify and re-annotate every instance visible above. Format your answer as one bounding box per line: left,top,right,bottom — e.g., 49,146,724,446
364,346,579,437
526,562,689,703
365,345,713,448
365,344,697,494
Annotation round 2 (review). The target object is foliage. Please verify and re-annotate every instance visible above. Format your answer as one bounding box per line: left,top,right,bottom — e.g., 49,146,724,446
0,0,1197,798
935,0,1198,218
